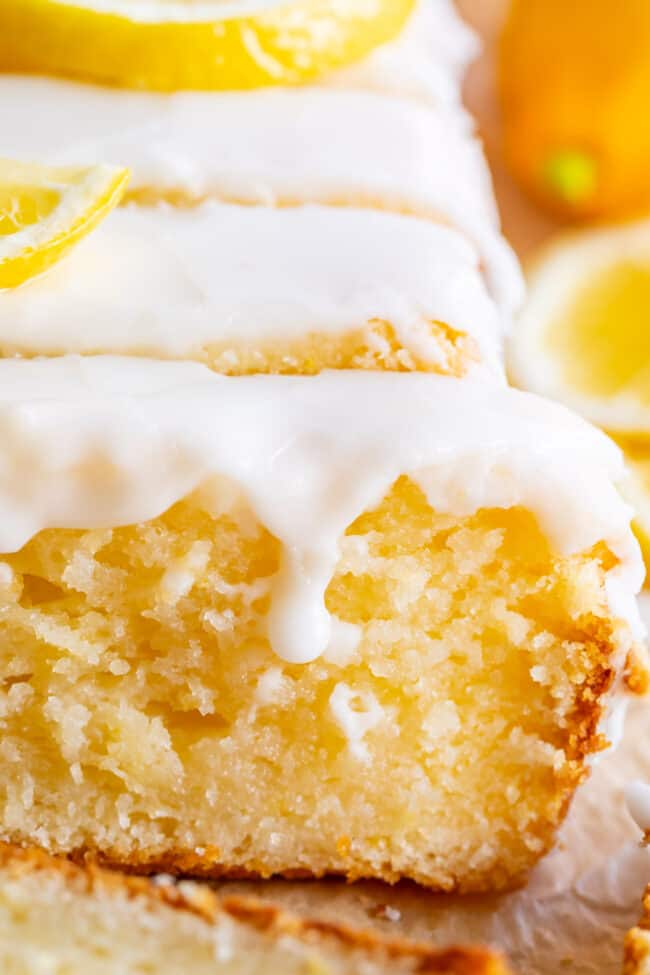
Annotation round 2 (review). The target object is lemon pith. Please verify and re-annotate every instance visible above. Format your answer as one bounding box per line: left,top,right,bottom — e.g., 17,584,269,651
0,0,416,92
0,160,129,289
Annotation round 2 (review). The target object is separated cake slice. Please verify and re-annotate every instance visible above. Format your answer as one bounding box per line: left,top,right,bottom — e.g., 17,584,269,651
0,359,644,892
0,201,504,377
0,87,522,312
0,844,511,975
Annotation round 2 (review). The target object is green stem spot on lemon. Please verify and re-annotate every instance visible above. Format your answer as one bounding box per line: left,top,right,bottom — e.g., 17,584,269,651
542,150,598,203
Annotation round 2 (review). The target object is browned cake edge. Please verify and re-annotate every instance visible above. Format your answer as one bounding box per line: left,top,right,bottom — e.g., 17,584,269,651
0,843,512,974
624,885,650,975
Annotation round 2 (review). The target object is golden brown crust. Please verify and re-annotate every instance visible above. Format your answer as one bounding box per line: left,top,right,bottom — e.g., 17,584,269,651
0,843,512,975
625,644,650,696
62,843,527,894
636,887,650,933
622,885,650,974
624,927,650,975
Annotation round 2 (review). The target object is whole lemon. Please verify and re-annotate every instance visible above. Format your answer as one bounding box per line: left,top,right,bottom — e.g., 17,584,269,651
499,0,650,220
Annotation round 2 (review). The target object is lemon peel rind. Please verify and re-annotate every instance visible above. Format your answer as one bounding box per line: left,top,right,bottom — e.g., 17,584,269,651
509,220,650,438
0,0,416,92
0,162,129,289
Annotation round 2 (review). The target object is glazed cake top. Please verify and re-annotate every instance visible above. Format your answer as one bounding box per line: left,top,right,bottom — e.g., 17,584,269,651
329,0,479,103
0,202,505,375
0,0,521,313
0,84,521,311
0,357,642,663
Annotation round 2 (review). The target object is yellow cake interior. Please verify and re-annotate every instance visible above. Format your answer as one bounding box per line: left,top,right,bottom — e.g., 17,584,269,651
0,474,626,891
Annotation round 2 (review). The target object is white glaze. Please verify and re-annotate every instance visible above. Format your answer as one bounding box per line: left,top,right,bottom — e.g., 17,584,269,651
0,357,642,665
0,202,505,374
625,781,650,833
0,84,522,312
330,0,479,103
329,684,385,761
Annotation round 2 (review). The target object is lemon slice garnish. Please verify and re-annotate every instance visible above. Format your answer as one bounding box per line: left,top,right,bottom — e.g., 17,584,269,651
510,221,650,437
0,0,415,92
0,159,129,289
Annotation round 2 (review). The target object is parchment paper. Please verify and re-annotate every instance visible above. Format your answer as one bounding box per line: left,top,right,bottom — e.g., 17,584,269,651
220,10,650,970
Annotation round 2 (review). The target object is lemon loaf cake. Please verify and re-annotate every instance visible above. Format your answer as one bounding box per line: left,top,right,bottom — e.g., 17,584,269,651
0,84,520,310
0,201,504,376
0,845,512,975
0,358,644,892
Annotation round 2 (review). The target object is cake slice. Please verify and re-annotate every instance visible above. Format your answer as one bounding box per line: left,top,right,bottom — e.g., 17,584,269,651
0,85,520,311
0,359,644,892
0,844,511,975
0,202,504,377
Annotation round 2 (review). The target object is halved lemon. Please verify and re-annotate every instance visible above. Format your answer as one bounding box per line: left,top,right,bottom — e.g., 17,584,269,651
510,221,650,437
0,0,416,92
0,160,129,289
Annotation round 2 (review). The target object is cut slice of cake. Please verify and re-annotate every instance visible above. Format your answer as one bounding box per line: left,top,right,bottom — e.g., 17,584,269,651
0,84,521,311
0,359,644,892
0,844,512,975
0,202,504,377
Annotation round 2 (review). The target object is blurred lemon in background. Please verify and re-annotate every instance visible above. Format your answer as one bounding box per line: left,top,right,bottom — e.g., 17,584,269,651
511,221,650,436
501,2,650,576
0,0,414,92
500,0,650,221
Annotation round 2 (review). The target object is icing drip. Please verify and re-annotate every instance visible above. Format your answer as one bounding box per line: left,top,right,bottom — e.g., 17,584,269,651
626,781,650,833
0,357,642,664
0,202,505,374
0,84,522,312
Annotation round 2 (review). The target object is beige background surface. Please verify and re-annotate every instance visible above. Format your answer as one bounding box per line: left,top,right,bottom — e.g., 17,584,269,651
457,0,560,260
221,7,650,974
